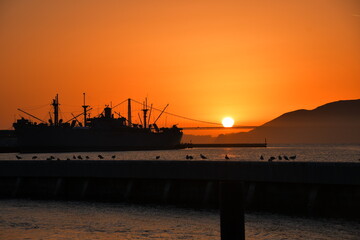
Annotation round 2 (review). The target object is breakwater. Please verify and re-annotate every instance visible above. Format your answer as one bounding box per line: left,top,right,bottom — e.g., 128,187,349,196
1,160,359,239
190,143,267,148
0,160,358,217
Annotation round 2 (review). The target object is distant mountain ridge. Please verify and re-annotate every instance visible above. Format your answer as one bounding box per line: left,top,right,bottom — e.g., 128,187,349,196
215,99,360,144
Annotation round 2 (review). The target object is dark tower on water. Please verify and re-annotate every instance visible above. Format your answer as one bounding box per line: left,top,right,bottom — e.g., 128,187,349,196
51,94,59,126
82,93,89,127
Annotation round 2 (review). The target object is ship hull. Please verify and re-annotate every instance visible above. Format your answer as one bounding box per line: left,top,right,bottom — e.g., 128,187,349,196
15,127,183,153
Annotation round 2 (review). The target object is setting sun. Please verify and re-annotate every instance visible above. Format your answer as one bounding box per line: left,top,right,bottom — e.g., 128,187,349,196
222,117,235,128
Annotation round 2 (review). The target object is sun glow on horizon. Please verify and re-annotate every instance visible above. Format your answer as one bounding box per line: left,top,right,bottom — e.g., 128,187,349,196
0,1,359,130
222,117,235,128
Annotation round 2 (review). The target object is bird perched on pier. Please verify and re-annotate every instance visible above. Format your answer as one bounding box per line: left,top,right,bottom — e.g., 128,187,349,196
73,155,76,160
200,154,207,159
278,155,282,160
112,155,116,159
15,155,22,160
268,156,276,162
283,155,289,160
98,155,104,159
186,155,193,159
32,156,37,159
77,155,83,160
260,155,264,160
289,155,297,160
225,154,230,160
155,156,160,159
50,156,55,160
85,156,90,159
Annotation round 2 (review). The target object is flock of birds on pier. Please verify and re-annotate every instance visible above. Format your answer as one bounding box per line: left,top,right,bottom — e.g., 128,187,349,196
15,154,116,161
14,153,297,161
260,155,297,162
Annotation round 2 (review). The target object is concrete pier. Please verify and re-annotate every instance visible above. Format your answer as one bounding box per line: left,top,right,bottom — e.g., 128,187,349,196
0,160,358,183
0,160,359,239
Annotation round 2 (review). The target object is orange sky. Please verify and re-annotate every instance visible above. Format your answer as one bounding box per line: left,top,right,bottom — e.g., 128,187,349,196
0,0,359,135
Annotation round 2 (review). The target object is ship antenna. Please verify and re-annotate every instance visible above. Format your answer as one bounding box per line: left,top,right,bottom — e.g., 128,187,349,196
52,94,59,126
82,93,89,127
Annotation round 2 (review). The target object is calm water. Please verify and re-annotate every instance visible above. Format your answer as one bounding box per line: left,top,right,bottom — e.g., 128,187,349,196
0,144,360,162
0,145,359,239
0,200,359,240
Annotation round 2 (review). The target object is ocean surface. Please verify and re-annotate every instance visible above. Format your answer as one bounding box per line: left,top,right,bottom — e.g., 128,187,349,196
0,144,359,239
0,199,359,240
0,144,359,162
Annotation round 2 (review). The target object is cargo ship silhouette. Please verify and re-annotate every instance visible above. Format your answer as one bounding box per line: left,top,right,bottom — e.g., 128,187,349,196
13,94,183,153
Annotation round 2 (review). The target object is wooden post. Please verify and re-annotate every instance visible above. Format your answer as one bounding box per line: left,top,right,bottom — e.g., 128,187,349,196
246,183,256,206
307,185,319,216
220,181,245,240
124,180,133,201
53,178,63,197
12,177,22,197
81,180,89,198
162,180,172,203
203,181,214,205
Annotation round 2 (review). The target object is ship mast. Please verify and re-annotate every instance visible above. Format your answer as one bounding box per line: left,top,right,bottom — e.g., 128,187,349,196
82,93,89,127
142,98,149,129
51,94,59,126
127,98,132,126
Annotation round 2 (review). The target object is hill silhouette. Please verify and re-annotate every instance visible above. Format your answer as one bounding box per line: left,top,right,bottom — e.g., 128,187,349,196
215,99,360,144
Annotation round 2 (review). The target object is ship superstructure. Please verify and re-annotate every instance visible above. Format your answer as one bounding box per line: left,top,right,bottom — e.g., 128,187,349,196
13,94,183,152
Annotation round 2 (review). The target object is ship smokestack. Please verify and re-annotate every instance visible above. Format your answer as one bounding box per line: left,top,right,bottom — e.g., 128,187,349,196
104,106,112,118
